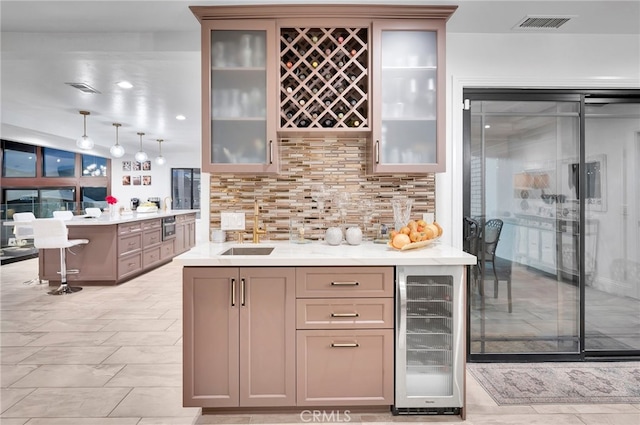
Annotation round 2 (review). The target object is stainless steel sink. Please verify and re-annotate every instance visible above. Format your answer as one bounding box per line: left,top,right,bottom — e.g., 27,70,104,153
220,246,274,256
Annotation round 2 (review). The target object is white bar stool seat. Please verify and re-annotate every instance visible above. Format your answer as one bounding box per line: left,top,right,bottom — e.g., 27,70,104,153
32,218,89,295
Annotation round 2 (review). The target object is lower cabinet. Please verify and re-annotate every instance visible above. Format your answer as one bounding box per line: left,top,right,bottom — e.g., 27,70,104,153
183,265,394,410
183,267,296,408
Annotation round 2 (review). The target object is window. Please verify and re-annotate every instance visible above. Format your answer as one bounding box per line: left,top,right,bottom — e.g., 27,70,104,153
81,187,107,209
2,141,36,177
82,154,108,177
43,147,75,177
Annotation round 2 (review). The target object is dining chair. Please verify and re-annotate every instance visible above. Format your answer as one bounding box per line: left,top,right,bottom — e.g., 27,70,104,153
32,218,89,295
482,218,513,313
463,216,482,295
85,207,102,218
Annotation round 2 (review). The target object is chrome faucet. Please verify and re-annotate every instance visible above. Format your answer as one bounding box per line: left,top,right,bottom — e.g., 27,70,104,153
253,200,266,244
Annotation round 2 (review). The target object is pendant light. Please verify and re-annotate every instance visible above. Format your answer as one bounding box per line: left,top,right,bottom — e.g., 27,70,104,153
134,132,148,162
155,139,166,165
75,110,94,150
109,123,125,158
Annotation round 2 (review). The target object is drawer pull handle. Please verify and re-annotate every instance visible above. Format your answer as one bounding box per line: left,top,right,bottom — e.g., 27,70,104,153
331,281,359,286
330,312,359,318
331,342,359,348
128,242,136,246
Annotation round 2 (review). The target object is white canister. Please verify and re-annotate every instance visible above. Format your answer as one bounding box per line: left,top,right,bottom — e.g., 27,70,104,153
345,227,363,245
324,227,343,246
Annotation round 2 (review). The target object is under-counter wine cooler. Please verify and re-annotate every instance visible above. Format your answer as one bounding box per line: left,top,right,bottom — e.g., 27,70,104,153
393,265,465,415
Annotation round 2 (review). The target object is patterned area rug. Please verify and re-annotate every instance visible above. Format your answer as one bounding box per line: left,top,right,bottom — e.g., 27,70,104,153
468,362,640,405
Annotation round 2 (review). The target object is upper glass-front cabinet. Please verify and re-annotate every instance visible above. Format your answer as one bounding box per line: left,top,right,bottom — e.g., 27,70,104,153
202,20,278,173
371,20,446,173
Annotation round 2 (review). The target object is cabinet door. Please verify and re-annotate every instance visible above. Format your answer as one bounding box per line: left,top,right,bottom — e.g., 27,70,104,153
183,267,240,407
296,329,394,406
370,20,446,173
239,267,296,406
202,20,278,174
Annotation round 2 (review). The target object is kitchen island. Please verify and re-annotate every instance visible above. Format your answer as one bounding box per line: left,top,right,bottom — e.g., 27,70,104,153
38,210,197,286
175,240,475,417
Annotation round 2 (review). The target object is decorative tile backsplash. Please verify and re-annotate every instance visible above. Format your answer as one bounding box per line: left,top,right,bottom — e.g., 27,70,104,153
209,138,436,241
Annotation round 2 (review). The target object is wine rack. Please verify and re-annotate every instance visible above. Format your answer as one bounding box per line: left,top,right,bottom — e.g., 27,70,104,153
279,27,369,131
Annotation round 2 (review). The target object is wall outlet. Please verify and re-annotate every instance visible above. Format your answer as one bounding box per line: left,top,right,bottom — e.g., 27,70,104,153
221,212,245,231
422,213,435,224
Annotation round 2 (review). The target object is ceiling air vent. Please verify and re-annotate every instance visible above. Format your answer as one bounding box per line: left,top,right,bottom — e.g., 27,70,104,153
513,15,574,31
65,82,101,94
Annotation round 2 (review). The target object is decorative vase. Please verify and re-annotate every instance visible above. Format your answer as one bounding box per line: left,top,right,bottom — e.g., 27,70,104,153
325,227,343,246
345,227,362,245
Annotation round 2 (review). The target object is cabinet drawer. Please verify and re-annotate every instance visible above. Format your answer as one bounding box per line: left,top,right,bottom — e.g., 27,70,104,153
142,219,162,231
118,233,142,256
296,267,393,298
143,229,162,247
118,253,142,279
118,222,142,235
143,246,162,268
296,298,394,329
296,329,394,406
160,239,175,259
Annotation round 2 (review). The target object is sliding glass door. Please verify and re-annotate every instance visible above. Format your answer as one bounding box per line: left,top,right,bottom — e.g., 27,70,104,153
464,89,640,361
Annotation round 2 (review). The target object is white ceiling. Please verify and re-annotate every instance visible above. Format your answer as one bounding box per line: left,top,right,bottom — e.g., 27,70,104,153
2,0,639,160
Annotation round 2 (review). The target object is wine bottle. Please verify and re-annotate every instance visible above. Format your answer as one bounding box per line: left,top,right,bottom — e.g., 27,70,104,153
297,118,309,128
322,118,335,128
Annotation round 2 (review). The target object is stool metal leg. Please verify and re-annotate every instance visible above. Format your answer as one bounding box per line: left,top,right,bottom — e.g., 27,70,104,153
48,247,82,295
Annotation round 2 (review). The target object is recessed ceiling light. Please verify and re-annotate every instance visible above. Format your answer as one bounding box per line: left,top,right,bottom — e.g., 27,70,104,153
117,81,133,89
484,124,491,129
176,114,186,120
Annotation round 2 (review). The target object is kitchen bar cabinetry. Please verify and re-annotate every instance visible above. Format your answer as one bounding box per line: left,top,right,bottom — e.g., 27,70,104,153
38,211,197,286
370,20,446,173
175,213,197,254
199,19,278,174
191,5,456,174
183,267,296,408
296,266,394,406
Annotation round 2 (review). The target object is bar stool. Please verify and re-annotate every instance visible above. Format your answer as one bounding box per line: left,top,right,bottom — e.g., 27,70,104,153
31,218,89,295
53,210,74,220
12,212,40,284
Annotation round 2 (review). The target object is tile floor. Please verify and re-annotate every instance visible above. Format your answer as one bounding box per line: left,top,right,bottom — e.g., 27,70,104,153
1,258,639,425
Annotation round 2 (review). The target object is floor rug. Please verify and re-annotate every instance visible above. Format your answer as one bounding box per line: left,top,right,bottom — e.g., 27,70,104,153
468,362,640,405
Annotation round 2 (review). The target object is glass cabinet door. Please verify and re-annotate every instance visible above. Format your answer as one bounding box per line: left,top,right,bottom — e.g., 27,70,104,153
371,20,446,173
203,20,277,173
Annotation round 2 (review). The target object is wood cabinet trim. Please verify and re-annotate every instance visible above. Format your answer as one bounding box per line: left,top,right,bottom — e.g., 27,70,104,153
191,5,457,21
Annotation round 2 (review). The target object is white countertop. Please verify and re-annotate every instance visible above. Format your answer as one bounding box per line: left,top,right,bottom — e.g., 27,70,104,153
174,240,476,267
3,210,198,227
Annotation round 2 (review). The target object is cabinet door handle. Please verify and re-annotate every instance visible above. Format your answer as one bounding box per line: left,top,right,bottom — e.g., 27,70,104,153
240,278,246,306
231,278,236,307
330,312,359,317
331,281,359,286
375,140,380,164
269,140,273,164
331,342,359,348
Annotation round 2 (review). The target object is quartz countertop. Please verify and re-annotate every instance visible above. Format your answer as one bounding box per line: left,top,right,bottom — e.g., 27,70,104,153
57,210,198,226
174,240,476,267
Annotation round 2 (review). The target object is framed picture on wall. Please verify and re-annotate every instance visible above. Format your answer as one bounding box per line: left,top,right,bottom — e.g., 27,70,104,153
566,154,607,212
122,161,131,171
142,175,151,185
142,160,151,171
132,175,141,186
122,175,131,186
133,161,141,171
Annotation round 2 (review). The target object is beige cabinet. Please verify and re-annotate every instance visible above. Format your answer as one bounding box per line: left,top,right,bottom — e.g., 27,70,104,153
370,19,447,173
175,213,197,254
199,19,279,174
183,267,296,408
295,266,394,406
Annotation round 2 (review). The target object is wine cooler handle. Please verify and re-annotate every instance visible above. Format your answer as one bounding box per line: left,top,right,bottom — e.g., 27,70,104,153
398,277,407,350
268,140,273,164
375,140,380,164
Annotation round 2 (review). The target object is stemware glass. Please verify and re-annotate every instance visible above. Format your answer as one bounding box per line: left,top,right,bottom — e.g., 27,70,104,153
360,199,374,240
310,183,328,238
335,192,351,237
391,198,413,231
